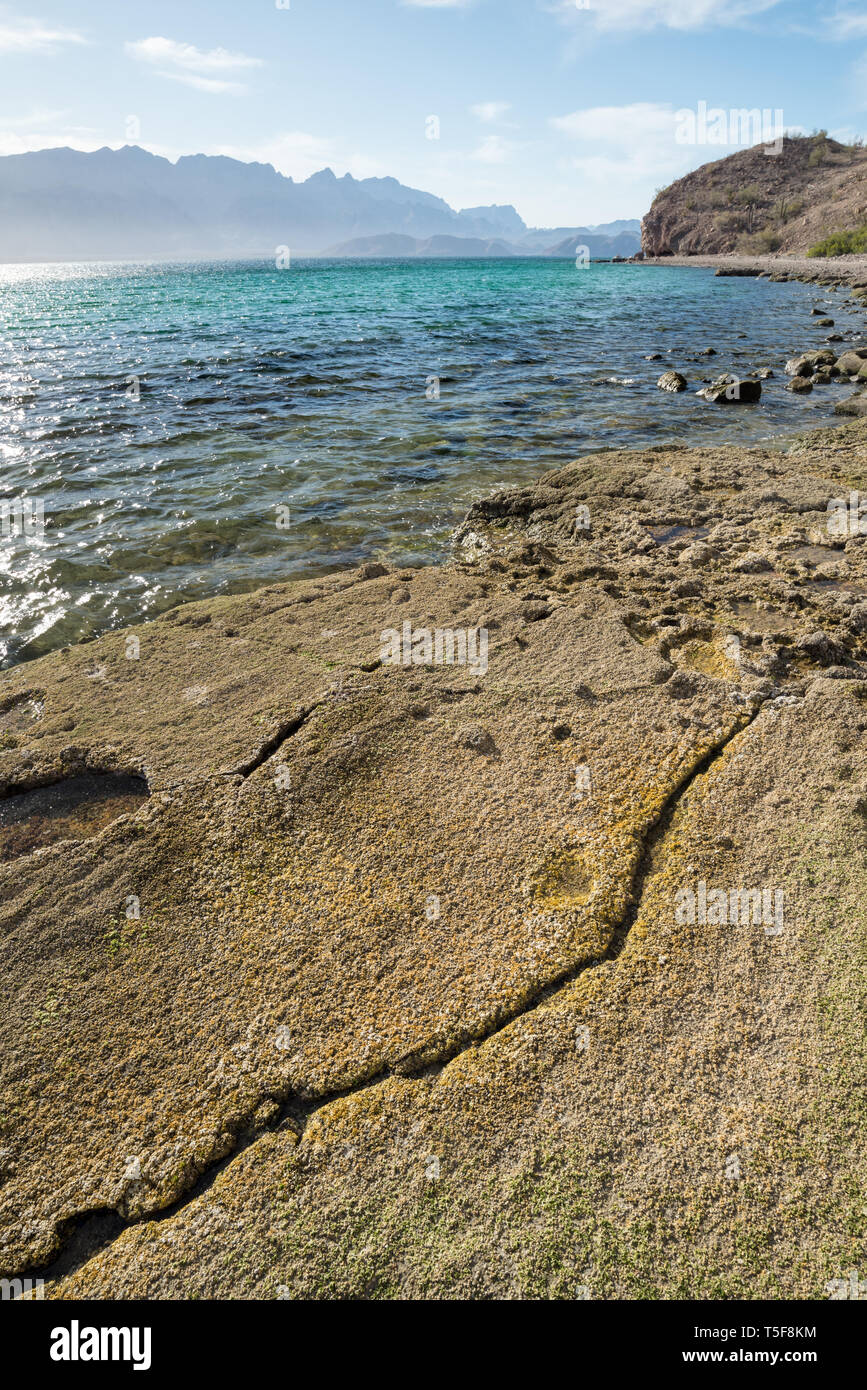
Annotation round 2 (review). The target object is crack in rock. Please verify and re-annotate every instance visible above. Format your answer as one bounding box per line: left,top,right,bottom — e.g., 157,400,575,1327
20,700,767,1290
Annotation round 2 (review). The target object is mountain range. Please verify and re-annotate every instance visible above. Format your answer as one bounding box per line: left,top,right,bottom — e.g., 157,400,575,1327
0,145,641,262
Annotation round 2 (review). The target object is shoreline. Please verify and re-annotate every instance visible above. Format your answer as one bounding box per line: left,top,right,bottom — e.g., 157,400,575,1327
639,250,867,292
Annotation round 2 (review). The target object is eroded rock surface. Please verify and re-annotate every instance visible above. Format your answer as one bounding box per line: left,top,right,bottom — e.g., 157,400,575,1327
3,423,867,1298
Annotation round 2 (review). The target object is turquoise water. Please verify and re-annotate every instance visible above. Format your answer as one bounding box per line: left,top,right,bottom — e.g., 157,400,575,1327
1,257,861,666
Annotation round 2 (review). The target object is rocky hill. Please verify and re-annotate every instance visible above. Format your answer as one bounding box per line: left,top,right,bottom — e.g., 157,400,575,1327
643,135,867,257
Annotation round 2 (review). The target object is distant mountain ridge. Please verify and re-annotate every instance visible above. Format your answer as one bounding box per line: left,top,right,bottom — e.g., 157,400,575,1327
325,228,641,259
0,145,641,262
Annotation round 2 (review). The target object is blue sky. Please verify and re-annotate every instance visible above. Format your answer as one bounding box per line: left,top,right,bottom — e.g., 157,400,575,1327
0,0,864,225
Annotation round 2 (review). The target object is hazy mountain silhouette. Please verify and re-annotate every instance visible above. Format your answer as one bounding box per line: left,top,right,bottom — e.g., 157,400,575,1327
0,145,641,262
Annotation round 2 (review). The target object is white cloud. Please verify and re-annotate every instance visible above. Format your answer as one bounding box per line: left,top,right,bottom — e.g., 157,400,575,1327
125,36,262,93
0,16,85,53
548,0,780,32
472,134,511,163
401,1,474,7
550,102,710,196
551,102,677,146
0,123,100,157
470,102,511,122
823,7,867,39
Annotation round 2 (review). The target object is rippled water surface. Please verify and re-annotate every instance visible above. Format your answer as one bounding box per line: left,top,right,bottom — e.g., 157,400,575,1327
1,256,861,665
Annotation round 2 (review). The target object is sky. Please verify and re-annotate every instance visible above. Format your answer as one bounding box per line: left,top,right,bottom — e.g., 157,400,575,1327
0,0,865,227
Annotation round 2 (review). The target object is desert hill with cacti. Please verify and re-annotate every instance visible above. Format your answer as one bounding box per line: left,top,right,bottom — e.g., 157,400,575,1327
642,134,867,258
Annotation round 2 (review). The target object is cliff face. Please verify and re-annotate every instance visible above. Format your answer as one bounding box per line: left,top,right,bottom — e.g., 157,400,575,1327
642,135,867,256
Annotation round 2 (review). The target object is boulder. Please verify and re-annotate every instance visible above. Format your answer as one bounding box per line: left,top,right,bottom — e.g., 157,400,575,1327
787,377,813,393
785,350,836,378
835,350,867,376
835,392,867,417
657,371,688,393
697,376,761,403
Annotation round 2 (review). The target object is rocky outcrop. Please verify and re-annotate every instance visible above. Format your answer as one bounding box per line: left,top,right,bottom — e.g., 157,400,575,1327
642,136,867,256
3,422,867,1299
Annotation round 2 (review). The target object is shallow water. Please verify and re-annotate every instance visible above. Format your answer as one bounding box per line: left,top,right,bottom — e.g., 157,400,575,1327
0,257,861,666
0,773,148,860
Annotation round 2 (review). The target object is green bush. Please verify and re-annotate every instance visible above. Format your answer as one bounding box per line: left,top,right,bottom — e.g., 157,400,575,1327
756,229,782,251
807,226,867,257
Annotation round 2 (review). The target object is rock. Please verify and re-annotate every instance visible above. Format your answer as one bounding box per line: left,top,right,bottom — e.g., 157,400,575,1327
816,318,835,327
787,377,813,393
756,368,774,379
697,376,761,403
848,602,867,633
786,350,836,377
699,347,717,356
834,392,867,417
797,630,845,666
521,600,552,621
812,369,834,385
734,552,773,574
7,435,867,1302
645,353,663,360
835,350,867,376
453,724,496,754
657,371,688,392
678,542,713,566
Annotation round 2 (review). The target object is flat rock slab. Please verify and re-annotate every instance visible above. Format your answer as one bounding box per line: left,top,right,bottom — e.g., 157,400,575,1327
53,683,867,1300
3,425,867,1295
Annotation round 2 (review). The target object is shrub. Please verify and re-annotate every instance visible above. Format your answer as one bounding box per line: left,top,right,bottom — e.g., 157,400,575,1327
756,229,782,251
807,226,867,256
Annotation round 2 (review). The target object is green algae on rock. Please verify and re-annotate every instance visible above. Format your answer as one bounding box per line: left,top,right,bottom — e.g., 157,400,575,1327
2,421,867,1299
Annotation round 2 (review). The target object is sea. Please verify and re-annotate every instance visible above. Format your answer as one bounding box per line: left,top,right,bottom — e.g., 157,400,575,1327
1,256,861,667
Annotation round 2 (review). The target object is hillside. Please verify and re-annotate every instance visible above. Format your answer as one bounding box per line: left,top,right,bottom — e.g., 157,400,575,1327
0,145,641,262
642,134,867,257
